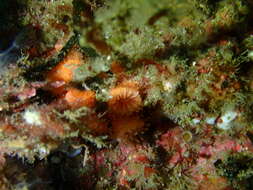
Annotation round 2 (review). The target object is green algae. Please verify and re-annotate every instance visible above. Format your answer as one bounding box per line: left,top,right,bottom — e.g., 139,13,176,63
215,152,253,190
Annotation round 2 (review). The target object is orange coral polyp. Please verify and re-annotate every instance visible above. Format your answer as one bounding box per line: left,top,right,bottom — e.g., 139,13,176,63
65,88,96,109
47,48,83,82
108,85,142,115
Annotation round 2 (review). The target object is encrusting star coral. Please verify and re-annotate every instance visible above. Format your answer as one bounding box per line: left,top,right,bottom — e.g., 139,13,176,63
0,0,253,189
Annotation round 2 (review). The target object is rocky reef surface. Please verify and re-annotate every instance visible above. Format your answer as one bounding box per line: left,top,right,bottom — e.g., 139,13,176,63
0,0,253,189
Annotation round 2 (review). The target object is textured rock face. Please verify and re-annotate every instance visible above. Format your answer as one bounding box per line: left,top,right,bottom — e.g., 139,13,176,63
0,0,253,189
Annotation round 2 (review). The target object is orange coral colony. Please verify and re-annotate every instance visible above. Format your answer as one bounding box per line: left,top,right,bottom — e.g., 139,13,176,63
64,87,96,109
47,48,83,83
108,82,142,115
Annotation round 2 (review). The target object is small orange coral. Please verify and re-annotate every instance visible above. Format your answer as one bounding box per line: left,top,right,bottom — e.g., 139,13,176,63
47,48,83,83
111,116,144,140
108,83,142,115
65,88,96,109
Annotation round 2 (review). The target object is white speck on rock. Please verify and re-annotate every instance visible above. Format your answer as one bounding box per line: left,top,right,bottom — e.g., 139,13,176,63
163,81,174,92
23,109,42,126
39,147,48,155
192,118,201,124
205,117,216,125
217,111,237,130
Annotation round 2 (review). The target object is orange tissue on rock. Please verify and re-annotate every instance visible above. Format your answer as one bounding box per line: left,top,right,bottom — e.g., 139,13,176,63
119,80,140,90
111,116,144,140
1,124,17,135
64,88,96,109
111,61,125,74
81,114,109,136
47,48,83,83
108,82,142,116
